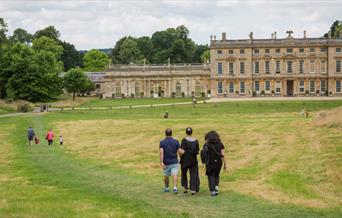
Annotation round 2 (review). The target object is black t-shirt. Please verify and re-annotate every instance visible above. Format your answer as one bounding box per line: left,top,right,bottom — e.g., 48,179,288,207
180,137,199,168
205,142,225,162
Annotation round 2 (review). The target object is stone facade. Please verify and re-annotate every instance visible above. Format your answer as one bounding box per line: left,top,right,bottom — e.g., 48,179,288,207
210,31,342,97
93,30,342,98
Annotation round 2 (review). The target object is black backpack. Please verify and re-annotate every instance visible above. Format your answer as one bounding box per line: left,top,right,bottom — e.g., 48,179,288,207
200,144,208,164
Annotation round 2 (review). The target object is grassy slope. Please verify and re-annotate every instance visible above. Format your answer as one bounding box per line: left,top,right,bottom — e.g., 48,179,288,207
0,100,17,114
1,100,341,217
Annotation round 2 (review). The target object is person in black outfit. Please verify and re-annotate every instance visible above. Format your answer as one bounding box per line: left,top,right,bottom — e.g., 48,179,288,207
180,127,200,195
203,130,227,196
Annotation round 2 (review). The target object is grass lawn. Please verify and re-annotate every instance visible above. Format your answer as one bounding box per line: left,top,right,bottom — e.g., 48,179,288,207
0,100,341,217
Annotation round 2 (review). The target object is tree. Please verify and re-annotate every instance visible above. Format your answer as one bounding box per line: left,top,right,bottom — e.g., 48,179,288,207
32,36,64,59
33,25,60,41
324,20,342,38
193,44,208,63
200,50,210,64
4,43,63,102
137,36,153,63
80,78,95,96
9,28,32,44
0,17,8,45
60,41,82,71
83,49,109,71
64,68,88,100
176,25,189,40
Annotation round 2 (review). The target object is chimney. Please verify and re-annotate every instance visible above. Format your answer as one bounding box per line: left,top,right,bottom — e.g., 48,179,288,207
213,35,216,41
210,35,213,41
222,32,226,41
274,32,277,39
249,32,253,40
271,33,274,39
328,31,331,39
303,30,307,39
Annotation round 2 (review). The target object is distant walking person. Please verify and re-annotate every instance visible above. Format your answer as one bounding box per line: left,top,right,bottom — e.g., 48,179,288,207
202,130,227,196
45,129,54,146
180,127,200,195
27,126,35,146
159,128,184,194
59,135,64,146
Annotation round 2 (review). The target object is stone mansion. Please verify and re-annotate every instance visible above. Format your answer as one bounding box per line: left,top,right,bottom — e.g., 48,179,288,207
93,30,342,98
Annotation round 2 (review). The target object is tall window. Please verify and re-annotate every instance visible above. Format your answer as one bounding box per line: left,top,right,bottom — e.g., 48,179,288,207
310,80,315,93
336,60,341,73
276,61,281,74
229,82,234,93
310,60,315,73
336,80,341,92
176,81,182,96
254,81,260,92
320,60,326,73
240,62,245,74
217,62,223,75
321,47,326,53
265,61,270,74
287,61,293,74
310,48,315,53
254,62,259,74
286,48,293,53
240,49,245,54
265,48,270,54
275,81,281,93
240,81,245,94
299,60,304,74
217,50,222,54
299,80,305,93
276,48,281,53
254,49,259,54
337,48,341,53
217,82,223,94
265,81,270,92
320,80,326,93
229,50,234,54
229,62,234,75
299,48,304,53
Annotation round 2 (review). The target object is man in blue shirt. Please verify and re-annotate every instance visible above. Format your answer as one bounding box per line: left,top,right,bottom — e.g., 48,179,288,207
159,128,184,193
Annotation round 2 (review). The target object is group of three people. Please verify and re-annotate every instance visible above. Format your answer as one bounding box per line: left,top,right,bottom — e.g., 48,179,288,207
159,127,226,196
27,127,63,146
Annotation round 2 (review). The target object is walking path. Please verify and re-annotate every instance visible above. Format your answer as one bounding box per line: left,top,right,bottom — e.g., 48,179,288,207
1,96,342,118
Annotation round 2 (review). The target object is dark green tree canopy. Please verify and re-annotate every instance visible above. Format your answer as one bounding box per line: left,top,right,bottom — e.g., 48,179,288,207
9,28,32,44
83,49,109,71
32,36,64,59
64,68,92,100
324,20,342,38
0,17,8,45
60,41,83,71
33,25,60,41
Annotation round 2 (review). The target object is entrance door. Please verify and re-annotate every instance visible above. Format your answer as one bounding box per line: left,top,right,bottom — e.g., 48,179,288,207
287,80,294,96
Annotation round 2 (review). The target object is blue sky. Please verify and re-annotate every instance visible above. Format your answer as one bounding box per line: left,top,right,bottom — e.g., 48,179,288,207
1,0,341,50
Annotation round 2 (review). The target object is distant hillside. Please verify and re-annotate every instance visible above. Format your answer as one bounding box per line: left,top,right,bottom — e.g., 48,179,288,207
78,48,112,55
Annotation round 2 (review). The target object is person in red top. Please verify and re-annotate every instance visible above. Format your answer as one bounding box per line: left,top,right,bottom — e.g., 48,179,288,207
46,129,54,146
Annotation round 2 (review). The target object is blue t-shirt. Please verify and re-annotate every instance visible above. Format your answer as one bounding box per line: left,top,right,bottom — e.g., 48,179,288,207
159,137,180,165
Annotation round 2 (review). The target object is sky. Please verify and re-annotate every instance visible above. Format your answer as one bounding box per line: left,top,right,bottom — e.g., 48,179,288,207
0,0,341,50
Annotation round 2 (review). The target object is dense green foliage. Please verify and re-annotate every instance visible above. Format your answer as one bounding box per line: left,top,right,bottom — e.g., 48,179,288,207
9,28,32,44
324,20,342,38
64,68,94,100
111,25,208,64
83,49,109,71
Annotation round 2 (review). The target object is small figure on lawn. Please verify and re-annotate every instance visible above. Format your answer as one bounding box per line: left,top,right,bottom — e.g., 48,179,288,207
59,135,64,147
164,111,169,119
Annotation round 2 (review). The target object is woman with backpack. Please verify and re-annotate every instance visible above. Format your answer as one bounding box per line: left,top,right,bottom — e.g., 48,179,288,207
180,127,200,195
202,130,227,196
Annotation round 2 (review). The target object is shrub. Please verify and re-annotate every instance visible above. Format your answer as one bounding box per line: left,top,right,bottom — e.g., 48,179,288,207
182,92,185,98
172,92,176,98
121,93,125,98
131,93,134,98
261,90,265,95
252,91,256,97
271,90,275,94
19,103,34,113
201,92,205,97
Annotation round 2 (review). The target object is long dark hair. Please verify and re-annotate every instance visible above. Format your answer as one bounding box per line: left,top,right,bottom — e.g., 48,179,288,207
205,130,221,145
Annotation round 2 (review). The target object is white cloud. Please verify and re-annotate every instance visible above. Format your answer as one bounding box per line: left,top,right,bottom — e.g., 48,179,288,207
0,0,341,50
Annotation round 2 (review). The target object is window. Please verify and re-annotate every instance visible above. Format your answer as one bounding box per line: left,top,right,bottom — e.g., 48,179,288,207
265,61,270,74
229,50,234,54
320,60,326,73
310,48,315,52
240,81,245,94
254,81,260,92
229,62,234,75
310,80,315,93
254,62,259,73
254,49,259,54
320,80,326,93
276,48,281,53
299,60,304,74
217,82,223,94
310,60,315,73
217,50,222,54
240,49,245,54
229,82,234,93
336,60,341,73
265,81,270,92
299,80,305,93
337,48,341,53
95,84,101,89
265,48,270,54
286,48,293,53
321,47,326,53
275,81,281,93
240,62,245,74
336,80,341,92
287,61,293,74
217,62,223,75
276,61,281,74
299,48,304,53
